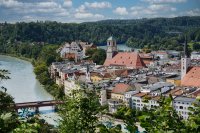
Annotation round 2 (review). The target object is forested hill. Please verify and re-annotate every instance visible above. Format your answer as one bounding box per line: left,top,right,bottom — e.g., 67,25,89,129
0,16,200,50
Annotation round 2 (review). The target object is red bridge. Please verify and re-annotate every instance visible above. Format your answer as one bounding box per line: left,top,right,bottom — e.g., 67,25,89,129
14,100,64,113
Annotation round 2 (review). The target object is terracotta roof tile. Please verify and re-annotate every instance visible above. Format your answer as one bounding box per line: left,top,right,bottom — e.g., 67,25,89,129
112,83,133,94
181,67,200,87
133,92,147,97
104,52,146,69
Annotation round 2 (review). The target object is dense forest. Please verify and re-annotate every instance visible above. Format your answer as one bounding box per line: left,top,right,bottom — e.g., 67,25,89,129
0,16,200,51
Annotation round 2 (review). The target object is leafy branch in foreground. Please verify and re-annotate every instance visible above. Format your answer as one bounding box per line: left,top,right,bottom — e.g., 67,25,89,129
59,89,101,133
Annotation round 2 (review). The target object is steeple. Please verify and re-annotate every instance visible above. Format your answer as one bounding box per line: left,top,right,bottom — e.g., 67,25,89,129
181,35,191,80
184,35,189,58
106,36,117,59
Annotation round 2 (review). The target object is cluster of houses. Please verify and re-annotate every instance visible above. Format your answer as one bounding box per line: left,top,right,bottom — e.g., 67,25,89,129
56,41,96,62
50,36,200,119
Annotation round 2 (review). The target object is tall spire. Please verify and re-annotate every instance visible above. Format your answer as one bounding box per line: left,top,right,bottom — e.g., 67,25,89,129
184,35,189,58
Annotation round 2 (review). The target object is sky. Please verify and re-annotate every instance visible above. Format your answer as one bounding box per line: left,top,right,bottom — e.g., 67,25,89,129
0,0,200,23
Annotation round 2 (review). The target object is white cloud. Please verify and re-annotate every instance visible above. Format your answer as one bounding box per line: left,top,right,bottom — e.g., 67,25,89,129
84,1,111,9
76,5,86,13
148,4,176,11
63,0,72,7
0,0,22,8
113,7,128,15
74,12,104,19
0,0,70,17
185,8,200,16
142,0,187,4
130,3,176,17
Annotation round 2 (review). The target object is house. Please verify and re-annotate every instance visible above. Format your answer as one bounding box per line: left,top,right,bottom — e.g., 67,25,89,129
90,72,113,83
108,99,123,113
111,83,134,101
139,53,154,66
153,51,169,60
191,52,200,60
79,41,97,56
59,41,84,62
141,82,174,96
166,76,181,86
124,91,139,107
131,92,147,110
173,96,195,119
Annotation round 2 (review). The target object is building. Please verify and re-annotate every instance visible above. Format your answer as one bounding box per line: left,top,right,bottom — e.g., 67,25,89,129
181,37,191,80
111,83,134,101
173,96,195,119
141,82,174,96
181,67,200,87
181,37,200,87
153,51,169,60
131,92,147,110
108,99,123,113
59,42,83,62
191,52,200,60
124,91,139,107
58,41,96,62
166,76,181,86
106,36,118,59
104,36,146,69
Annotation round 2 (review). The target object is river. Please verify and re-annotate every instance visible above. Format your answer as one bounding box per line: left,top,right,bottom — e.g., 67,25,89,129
0,55,53,103
0,55,59,125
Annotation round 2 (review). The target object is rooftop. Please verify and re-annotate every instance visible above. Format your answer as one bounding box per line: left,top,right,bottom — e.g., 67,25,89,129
173,96,196,102
181,66,200,87
104,52,146,69
133,92,147,98
107,36,116,41
112,83,133,94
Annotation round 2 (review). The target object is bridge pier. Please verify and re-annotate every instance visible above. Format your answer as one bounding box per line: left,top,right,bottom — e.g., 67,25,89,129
35,107,39,114
15,108,18,113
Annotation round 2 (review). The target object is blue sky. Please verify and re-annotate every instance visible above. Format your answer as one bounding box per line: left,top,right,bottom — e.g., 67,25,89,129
0,0,200,23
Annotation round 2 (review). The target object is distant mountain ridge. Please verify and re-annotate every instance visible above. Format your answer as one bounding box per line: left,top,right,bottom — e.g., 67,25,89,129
0,16,200,50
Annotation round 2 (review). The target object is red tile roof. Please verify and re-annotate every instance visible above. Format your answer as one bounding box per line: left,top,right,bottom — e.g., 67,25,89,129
181,67,200,87
133,92,147,97
112,83,133,94
104,52,146,69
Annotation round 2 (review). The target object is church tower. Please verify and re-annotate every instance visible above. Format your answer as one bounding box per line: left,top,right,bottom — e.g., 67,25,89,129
106,36,117,59
181,35,191,79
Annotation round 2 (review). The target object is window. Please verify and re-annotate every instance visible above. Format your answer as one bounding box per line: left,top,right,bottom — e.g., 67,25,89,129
180,106,183,109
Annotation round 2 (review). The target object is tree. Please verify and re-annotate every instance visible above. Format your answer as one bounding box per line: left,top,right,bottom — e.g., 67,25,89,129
114,106,138,133
138,96,185,133
58,88,101,133
86,48,106,65
13,117,54,133
185,98,200,132
0,69,19,133
193,43,200,51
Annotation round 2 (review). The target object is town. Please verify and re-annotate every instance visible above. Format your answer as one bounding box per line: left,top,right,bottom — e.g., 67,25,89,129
50,36,200,120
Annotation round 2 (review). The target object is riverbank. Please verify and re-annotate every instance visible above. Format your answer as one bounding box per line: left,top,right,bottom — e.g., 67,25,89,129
0,53,60,99
0,53,33,63
0,55,53,102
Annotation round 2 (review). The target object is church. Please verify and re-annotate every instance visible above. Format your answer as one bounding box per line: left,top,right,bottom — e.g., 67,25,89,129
181,37,200,87
103,36,146,69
